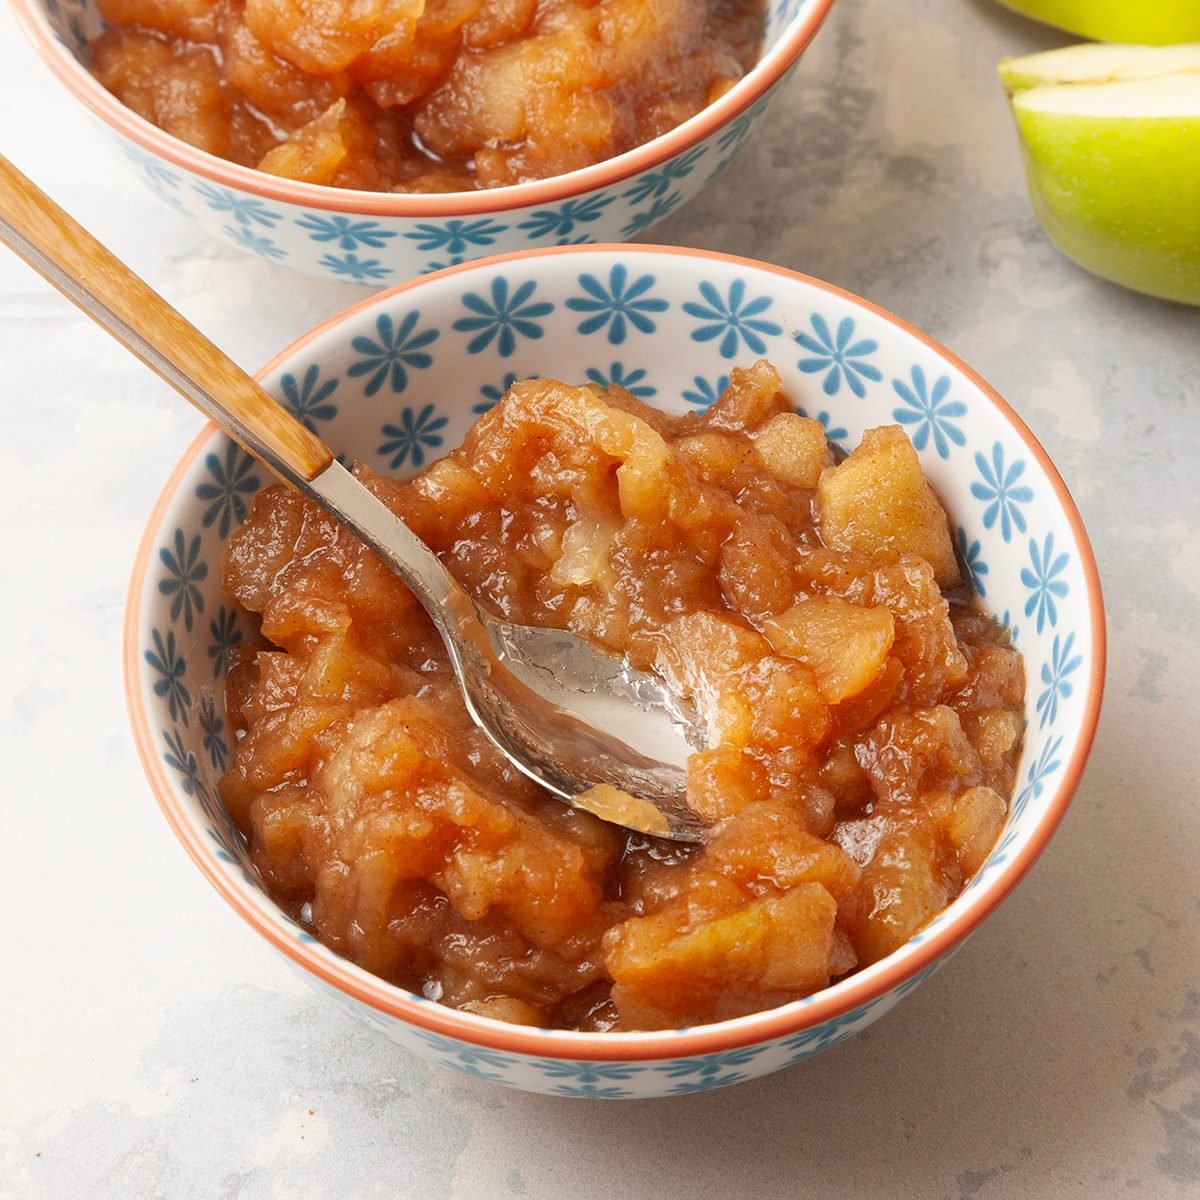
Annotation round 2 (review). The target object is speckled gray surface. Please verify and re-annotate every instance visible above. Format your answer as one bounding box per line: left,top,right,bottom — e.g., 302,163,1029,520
2,1,1198,1196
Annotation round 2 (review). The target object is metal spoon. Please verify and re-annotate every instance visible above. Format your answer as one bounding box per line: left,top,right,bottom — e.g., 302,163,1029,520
0,155,707,843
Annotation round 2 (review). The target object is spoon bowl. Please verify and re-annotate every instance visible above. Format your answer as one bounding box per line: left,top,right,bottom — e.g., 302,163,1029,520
308,458,708,840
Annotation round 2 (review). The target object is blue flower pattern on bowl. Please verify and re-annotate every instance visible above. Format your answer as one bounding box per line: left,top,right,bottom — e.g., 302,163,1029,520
621,146,708,205
158,529,208,632
659,1046,764,1093
348,311,439,397
296,214,398,250
146,629,190,725
473,371,537,414
118,144,185,211
585,362,656,398
404,218,508,256
195,781,250,869
194,183,281,228
621,192,685,238
197,444,260,538
420,257,465,275
795,406,850,444
716,98,768,157
999,609,1021,644
682,373,731,410
223,225,288,261
207,606,243,680
317,252,391,281
533,1059,642,1098
956,527,989,598
518,196,615,241
198,694,228,773
132,248,1095,1097
795,314,883,398
972,443,1033,542
1022,532,1070,634
1036,633,1082,729
565,265,669,344
454,278,554,357
892,366,967,459
779,981,920,1065
378,404,449,469
162,727,205,797
684,279,783,358
410,1030,515,1083
1016,736,1065,816
279,364,340,432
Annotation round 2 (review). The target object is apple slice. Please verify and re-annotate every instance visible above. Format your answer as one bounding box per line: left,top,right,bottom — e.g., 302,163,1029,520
1005,47,1200,305
1001,41,1200,93
993,0,1200,46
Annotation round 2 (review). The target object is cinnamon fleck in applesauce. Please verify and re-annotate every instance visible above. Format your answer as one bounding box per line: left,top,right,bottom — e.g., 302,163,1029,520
89,0,766,191
219,363,1025,1030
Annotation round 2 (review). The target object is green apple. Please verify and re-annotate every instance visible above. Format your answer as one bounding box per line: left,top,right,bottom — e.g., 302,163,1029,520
994,0,1200,45
1003,44,1200,305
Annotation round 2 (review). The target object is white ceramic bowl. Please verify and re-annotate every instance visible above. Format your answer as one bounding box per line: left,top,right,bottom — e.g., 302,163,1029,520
125,246,1105,1097
15,0,835,284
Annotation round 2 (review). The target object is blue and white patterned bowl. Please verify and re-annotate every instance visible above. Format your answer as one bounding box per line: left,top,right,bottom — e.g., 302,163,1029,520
125,247,1105,1098
15,0,836,284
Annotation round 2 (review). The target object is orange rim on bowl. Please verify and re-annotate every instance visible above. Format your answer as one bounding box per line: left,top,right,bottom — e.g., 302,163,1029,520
124,246,1107,1061
12,0,838,217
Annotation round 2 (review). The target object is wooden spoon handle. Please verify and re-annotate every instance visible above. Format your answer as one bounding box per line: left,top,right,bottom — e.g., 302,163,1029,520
0,154,333,482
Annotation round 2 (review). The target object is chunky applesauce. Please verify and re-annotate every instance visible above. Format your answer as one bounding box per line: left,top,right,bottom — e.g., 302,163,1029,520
89,0,766,191
219,363,1025,1030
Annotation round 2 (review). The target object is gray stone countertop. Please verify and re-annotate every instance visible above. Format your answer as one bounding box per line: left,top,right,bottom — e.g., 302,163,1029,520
2,0,1198,1196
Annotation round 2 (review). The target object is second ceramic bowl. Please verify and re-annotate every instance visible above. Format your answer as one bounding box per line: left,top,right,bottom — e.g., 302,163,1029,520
15,0,836,283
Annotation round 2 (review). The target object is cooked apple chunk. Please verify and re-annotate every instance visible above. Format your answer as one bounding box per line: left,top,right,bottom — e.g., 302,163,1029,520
944,785,1007,875
817,425,961,588
763,596,895,703
604,883,851,1028
752,411,831,489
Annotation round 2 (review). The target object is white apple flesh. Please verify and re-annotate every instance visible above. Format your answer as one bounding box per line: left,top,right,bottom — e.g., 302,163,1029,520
1001,41,1200,93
